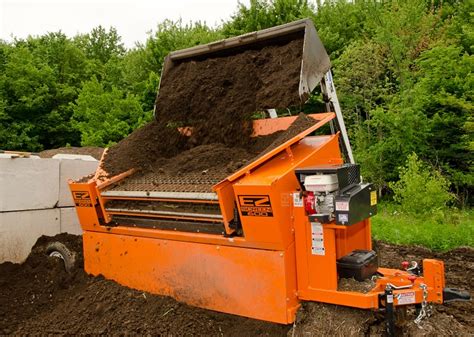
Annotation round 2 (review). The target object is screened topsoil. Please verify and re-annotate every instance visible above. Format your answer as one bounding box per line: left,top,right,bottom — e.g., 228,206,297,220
0,234,471,336
102,36,305,178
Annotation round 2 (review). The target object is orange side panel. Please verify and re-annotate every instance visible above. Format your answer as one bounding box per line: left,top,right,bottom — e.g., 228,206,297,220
83,231,300,324
252,115,299,136
251,113,334,137
422,259,445,304
335,219,372,259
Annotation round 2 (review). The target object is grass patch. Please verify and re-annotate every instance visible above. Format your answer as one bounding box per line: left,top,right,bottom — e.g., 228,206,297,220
371,203,474,251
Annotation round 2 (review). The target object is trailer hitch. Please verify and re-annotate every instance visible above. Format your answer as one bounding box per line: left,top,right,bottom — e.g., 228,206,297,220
443,288,471,303
384,285,396,337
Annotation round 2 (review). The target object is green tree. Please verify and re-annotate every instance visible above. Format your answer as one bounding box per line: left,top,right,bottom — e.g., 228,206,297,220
404,45,474,204
390,153,455,214
146,20,223,73
222,0,313,36
75,26,125,65
72,77,149,147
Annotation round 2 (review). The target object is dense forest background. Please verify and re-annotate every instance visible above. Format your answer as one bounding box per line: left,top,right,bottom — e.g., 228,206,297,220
0,0,472,206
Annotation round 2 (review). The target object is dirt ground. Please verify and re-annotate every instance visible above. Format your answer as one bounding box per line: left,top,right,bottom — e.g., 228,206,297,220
39,147,104,160
0,235,471,336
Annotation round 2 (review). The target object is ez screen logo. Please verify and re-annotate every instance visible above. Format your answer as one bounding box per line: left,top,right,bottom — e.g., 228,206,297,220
238,195,273,217
72,191,93,207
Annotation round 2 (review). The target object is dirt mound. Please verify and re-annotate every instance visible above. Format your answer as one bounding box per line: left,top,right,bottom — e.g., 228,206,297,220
290,302,379,337
15,276,288,336
106,113,318,196
39,147,104,160
102,120,188,176
102,36,305,177
158,143,254,175
0,234,85,335
103,112,316,179
155,37,304,148
1,236,471,335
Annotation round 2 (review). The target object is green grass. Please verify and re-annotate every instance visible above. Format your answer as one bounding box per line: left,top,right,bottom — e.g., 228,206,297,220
371,203,474,251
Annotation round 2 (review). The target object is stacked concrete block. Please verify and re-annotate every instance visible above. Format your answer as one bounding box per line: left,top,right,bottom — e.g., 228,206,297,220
0,208,60,263
0,154,99,263
59,207,83,236
0,158,59,212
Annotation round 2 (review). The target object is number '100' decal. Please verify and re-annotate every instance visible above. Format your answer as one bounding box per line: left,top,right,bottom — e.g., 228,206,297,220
238,195,273,217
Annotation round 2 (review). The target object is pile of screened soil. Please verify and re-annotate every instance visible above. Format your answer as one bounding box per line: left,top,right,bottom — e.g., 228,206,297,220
39,147,104,160
102,36,305,178
0,235,471,336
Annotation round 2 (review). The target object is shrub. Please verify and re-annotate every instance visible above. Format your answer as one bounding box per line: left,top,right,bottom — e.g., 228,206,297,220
389,153,454,214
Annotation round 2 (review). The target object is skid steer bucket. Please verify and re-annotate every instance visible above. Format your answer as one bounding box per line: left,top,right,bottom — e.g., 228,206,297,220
154,18,330,114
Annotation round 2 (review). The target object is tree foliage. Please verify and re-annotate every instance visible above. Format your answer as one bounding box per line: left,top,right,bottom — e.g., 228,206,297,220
71,77,149,147
390,153,455,215
0,0,472,204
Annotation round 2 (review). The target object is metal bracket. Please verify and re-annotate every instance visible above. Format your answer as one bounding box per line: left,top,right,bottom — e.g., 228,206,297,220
320,70,355,164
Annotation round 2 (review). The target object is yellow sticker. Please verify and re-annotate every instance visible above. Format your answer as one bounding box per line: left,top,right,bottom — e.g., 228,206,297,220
370,191,377,206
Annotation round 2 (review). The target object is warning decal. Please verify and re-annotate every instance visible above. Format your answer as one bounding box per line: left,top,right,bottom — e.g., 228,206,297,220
238,195,273,217
72,191,93,207
370,191,377,206
293,193,303,207
311,222,325,255
396,292,416,305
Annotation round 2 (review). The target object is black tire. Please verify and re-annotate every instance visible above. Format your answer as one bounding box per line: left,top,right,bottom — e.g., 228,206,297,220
46,242,76,273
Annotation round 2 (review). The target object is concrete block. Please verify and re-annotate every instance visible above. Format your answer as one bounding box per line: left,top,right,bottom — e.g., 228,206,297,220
58,158,98,207
0,158,59,212
52,154,96,161
0,208,60,263
60,207,83,235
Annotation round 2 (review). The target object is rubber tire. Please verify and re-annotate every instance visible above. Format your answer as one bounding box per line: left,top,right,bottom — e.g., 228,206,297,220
45,242,76,273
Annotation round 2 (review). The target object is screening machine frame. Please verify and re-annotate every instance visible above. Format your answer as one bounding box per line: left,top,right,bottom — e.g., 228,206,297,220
69,113,447,325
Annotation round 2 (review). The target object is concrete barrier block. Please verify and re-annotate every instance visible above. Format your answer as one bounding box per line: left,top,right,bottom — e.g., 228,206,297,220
52,154,96,161
60,207,83,235
0,158,59,212
58,158,98,207
0,208,60,263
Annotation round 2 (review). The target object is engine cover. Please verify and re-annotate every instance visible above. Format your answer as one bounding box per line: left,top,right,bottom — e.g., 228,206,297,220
334,183,377,225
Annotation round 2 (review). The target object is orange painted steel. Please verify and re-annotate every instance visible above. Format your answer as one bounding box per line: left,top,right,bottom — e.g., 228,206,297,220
69,112,447,324
83,231,299,323
293,200,445,309
251,113,331,136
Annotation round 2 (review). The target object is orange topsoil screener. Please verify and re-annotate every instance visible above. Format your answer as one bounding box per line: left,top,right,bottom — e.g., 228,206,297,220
69,19,467,333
